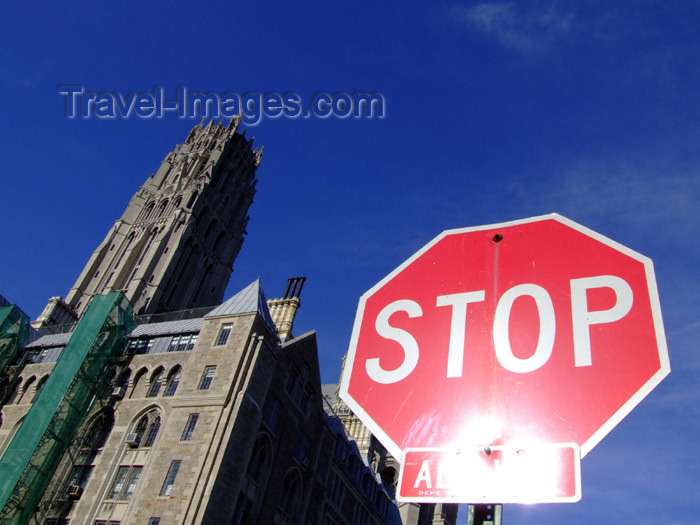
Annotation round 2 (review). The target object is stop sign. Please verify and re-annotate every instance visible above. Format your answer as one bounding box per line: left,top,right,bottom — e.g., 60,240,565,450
339,214,669,502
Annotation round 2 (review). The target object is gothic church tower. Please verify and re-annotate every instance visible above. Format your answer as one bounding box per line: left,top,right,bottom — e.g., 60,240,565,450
63,118,262,318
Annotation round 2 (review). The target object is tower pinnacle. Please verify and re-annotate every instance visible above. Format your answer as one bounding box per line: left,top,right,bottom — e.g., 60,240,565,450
62,120,262,319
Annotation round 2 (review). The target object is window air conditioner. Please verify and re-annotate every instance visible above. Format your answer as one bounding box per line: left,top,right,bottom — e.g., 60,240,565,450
125,433,141,447
111,387,126,399
67,485,83,499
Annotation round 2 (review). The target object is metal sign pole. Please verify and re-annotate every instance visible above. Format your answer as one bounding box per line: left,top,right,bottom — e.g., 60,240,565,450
467,504,502,525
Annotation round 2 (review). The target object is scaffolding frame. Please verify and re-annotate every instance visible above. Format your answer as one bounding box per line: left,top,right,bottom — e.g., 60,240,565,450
0,293,133,524
0,305,30,380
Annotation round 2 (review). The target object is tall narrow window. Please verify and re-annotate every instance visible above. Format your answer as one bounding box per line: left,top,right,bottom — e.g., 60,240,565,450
329,472,344,508
135,418,149,443
186,191,198,209
215,323,232,346
299,386,312,414
262,395,282,434
278,472,301,518
107,466,142,500
122,467,142,500
64,465,93,497
134,409,161,448
198,366,216,390
285,369,300,400
85,410,114,450
232,493,252,525
146,368,164,397
181,413,199,441
6,378,21,404
31,375,49,403
131,368,148,397
247,436,271,484
107,467,129,499
163,367,181,397
160,460,182,496
143,415,161,447
18,376,36,404
117,369,131,391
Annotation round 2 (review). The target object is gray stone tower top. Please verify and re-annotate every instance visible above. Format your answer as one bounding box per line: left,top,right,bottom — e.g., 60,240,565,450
64,118,262,318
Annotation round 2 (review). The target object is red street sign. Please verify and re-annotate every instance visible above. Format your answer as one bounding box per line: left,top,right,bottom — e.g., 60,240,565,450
398,444,580,503
339,214,669,503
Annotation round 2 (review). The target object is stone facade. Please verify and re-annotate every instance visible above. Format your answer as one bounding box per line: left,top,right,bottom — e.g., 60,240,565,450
1,281,402,525
324,381,458,525
0,122,457,525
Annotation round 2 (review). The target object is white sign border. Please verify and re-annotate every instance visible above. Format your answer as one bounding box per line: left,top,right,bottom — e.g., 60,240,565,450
339,213,671,463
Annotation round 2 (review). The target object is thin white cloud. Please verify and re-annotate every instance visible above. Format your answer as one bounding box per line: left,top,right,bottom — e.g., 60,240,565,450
451,2,574,53
506,156,700,244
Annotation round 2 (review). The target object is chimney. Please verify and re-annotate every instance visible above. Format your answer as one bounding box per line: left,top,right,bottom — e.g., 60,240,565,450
267,277,306,342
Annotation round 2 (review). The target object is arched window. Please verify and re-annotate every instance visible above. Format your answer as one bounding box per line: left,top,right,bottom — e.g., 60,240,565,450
18,376,36,404
278,470,302,518
158,200,169,217
6,378,22,404
135,416,149,438
131,367,148,398
117,368,131,390
141,202,155,221
163,366,181,397
186,190,199,209
136,228,159,267
143,415,161,447
85,410,115,450
134,409,161,448
31,375,49,403
146,368,165,397
247,435,272,485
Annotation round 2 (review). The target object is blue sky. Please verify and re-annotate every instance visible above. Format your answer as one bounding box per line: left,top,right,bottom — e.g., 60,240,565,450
1,1,698,523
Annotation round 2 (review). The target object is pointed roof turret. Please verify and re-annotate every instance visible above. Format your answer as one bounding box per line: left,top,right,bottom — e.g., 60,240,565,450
204,279,276,335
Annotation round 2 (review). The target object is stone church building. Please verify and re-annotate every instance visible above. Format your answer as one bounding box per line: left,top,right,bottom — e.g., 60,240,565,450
0,121,457,525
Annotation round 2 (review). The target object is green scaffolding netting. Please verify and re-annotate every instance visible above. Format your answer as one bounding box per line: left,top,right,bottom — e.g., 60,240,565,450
0,293,133,524
0,305,30,377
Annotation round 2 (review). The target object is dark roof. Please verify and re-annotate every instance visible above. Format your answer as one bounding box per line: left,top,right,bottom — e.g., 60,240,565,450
129,318,203,338
24,332,72,349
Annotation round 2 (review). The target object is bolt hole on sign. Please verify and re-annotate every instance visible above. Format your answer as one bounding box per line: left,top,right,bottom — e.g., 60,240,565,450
339,214,669,503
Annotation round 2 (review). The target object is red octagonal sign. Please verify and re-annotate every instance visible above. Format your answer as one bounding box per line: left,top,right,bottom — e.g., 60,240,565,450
340,214,669,503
